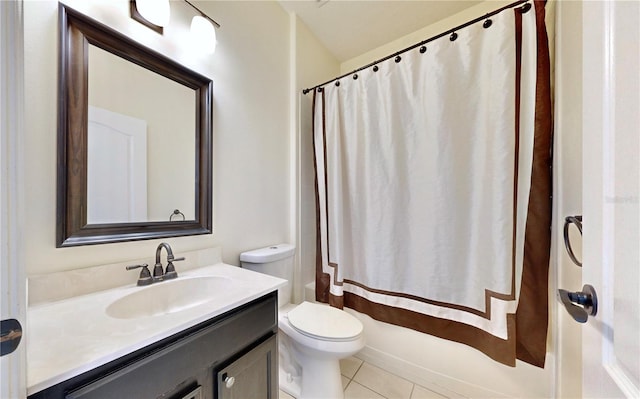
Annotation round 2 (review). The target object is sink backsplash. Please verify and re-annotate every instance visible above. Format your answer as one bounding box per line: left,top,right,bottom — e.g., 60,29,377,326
28,247,222,306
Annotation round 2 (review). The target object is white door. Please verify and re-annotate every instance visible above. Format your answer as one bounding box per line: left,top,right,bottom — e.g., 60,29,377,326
0,1,26,397
87,106,148,224
582,0,640,397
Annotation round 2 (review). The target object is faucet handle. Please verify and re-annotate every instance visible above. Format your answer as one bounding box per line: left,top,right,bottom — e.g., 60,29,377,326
152,262,164,281
126,264,153,286
164,257,185,280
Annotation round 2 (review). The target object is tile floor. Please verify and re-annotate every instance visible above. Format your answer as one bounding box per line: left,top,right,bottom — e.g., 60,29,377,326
279,356,450,399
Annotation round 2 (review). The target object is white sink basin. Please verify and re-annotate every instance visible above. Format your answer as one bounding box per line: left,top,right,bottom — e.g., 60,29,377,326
106,276,231,319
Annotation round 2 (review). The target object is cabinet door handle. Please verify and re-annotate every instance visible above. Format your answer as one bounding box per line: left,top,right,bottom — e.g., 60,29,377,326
223,374,235,388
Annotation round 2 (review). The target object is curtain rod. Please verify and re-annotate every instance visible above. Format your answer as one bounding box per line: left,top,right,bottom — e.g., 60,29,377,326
302,0,531,95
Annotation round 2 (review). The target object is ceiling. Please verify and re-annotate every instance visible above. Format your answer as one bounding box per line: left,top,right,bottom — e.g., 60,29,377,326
279,0,484,62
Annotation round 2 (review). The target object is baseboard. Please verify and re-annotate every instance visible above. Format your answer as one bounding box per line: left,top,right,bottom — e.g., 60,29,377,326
355,346,510,399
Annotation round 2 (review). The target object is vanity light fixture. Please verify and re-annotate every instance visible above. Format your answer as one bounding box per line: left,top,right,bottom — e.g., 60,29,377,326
184,0,220,54
130,0,171,34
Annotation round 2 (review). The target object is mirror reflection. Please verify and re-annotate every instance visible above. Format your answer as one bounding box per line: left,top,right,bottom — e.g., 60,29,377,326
87,45,196,224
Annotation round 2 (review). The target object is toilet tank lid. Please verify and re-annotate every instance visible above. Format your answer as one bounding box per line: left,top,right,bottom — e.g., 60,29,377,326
240,244,295,263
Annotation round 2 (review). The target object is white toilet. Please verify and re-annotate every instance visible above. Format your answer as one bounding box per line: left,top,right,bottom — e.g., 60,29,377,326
240,244,365,399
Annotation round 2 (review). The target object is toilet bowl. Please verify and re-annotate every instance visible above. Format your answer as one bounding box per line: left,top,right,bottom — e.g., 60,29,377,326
240,244,365,399
278,302,365,398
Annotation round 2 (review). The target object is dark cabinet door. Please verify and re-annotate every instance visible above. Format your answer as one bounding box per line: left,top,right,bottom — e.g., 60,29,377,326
169,386,204,399
216,335,277,399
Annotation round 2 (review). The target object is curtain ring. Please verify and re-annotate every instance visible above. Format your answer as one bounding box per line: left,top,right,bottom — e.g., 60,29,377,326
170,209,185,221
449,32,458,41
419,46,427,54
563,215,583,267
373,65,379,72
483,19,492,28
353,73,358,80
519,3,532,14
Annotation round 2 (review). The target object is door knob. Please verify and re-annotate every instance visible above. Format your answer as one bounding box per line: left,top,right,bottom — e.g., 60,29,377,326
1,318,22,356
558,284,598,323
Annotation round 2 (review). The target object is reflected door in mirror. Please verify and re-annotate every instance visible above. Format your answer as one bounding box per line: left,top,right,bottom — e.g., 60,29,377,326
88,45,195,223
88,106,148,223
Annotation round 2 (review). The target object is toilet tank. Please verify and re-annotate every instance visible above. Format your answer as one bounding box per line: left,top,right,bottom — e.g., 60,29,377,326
240,244,296,306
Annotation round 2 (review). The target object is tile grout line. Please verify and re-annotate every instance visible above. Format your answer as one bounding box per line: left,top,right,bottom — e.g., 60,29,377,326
342,358,360,393
282,358,452,399
343,378,352,391
351,357,365,381
354,359,417,399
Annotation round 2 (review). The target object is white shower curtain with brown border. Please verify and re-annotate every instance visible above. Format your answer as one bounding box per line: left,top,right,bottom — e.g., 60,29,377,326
313,0,551,367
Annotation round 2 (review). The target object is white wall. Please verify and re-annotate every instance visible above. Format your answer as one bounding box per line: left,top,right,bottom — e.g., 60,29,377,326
297,1,566,397
292,15,340,302
553,0,583,397
23,0,292,275
340,1,513,74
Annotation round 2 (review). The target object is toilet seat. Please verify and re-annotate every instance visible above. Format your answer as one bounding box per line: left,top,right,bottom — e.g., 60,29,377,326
285,301,363,342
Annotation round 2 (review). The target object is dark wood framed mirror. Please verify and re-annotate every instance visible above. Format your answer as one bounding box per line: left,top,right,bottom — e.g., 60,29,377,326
57,3,213,247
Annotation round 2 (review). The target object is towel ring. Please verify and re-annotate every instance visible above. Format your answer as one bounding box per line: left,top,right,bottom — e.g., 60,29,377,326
563,215,582,267
169,209,185,221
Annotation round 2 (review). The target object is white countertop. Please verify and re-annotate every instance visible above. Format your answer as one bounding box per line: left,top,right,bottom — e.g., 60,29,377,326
27,263,285,395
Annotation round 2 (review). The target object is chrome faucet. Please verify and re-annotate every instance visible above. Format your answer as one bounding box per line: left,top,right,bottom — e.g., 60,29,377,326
154,242,185,281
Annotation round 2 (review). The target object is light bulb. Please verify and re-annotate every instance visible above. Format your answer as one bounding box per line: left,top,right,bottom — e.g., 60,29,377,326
190,15,217,54
136,0,170,27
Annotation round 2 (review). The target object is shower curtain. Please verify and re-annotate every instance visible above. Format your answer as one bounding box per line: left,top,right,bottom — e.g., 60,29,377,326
313,0,551,367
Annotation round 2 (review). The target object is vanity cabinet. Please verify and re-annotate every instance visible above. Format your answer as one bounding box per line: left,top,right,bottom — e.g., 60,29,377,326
216,335,277,399
28,292,278,399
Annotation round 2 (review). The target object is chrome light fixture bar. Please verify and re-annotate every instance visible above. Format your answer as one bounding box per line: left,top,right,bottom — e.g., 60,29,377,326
184,0,221,29
130,0,171,34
